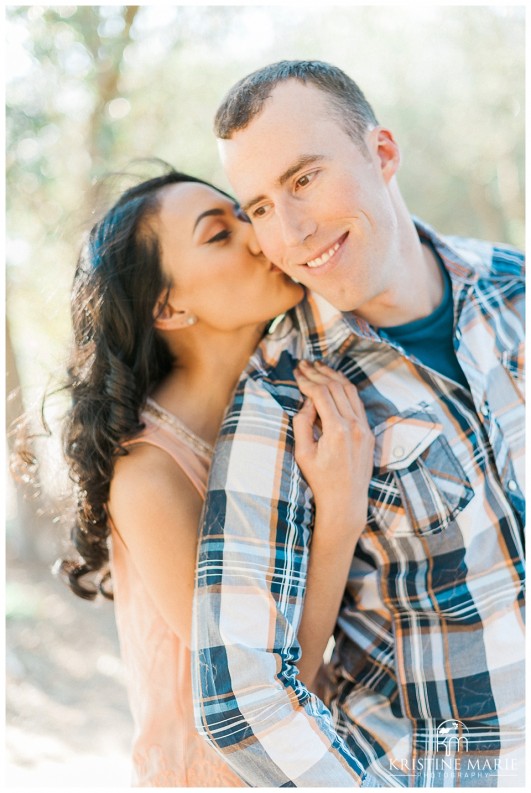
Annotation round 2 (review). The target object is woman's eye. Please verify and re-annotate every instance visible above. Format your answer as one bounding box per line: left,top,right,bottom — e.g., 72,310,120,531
252,205,269,219
206,229,231,244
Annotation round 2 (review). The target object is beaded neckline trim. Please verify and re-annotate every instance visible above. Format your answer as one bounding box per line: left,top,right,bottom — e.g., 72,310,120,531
144,397,214,458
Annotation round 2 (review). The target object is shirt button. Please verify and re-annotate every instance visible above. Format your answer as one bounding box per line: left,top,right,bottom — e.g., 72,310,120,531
455,328,462,341
393,446,405,459
480,403,490,417
508,480,518,492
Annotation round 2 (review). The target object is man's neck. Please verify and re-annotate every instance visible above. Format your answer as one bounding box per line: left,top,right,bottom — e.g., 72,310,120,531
358,229,445,329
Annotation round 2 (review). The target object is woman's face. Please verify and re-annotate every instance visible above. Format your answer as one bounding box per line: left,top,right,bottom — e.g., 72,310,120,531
155,182,304,331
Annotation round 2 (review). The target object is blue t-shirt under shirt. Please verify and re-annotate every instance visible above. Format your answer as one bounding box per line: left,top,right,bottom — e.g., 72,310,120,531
379,248,469,389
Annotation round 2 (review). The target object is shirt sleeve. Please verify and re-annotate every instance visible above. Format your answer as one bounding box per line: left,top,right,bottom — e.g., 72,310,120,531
191,376,366,786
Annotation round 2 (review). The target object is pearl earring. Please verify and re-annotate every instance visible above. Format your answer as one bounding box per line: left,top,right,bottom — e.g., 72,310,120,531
186,316,197,326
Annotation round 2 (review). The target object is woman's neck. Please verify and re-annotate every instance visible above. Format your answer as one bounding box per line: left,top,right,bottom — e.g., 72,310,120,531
151,323,267,446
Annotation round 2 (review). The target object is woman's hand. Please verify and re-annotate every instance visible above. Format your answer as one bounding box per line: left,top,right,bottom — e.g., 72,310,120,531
292,360,375,690
293,359,374,535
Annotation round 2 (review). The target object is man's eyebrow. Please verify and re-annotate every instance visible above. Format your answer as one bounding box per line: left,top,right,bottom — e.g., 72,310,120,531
241,155,326,213
278,154,326,186
193,208,225,232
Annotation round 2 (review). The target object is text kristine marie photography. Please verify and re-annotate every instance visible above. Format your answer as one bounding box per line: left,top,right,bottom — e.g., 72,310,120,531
390,720,522,783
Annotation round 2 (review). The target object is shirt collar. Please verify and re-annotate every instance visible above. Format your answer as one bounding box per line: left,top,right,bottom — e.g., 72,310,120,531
293,217,478,360
414,216,479,285
295,291,381,361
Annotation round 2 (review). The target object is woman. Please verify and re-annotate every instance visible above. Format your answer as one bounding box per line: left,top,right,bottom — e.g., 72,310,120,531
57,168,374,786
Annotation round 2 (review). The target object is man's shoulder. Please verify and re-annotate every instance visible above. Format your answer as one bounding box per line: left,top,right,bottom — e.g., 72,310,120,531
219,314,304,438
234,352,301,414
240,312,305,403
209,327,304,490
442,232,525,283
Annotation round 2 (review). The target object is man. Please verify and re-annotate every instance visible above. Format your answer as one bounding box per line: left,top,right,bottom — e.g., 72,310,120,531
192,61,525,786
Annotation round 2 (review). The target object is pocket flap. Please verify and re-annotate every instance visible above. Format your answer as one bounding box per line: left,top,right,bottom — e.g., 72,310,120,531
373,409,443,470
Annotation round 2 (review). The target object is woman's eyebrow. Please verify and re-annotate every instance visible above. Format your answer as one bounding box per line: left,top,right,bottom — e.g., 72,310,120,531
193,208,225,232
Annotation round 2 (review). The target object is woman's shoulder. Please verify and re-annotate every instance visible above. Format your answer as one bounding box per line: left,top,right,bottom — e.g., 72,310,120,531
109,442,203,542
112,438,176,484
111,440,200,504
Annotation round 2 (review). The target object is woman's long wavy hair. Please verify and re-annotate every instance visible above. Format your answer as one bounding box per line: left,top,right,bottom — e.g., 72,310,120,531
58,166,231,600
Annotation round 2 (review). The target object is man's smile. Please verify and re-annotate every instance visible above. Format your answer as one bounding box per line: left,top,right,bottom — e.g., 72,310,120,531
299,231,349,270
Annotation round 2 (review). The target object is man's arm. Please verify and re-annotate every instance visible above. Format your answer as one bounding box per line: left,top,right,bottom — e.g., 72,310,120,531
191,376,366,786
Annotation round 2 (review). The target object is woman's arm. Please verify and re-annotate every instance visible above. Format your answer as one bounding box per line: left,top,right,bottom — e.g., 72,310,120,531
292,361,374,689
108,360,373,680
108,443,203,648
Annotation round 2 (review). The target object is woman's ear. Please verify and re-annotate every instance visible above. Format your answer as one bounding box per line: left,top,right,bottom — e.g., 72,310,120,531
153,297,197,330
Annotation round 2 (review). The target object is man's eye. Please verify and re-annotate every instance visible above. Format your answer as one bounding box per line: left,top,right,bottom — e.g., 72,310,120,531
252,205,269,218
296,172,317,189
206,230,231,244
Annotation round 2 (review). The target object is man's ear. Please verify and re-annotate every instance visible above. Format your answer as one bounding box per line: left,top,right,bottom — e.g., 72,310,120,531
369,127,400,183
153,297,197,330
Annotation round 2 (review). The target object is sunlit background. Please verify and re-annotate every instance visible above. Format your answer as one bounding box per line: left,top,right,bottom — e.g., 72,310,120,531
5,4,525,789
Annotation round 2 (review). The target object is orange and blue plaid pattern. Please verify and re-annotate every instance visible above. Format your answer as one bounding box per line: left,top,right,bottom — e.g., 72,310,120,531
192,219,525,787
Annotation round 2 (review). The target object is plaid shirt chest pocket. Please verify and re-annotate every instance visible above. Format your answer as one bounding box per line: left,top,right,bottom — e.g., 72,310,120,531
368,405,474,537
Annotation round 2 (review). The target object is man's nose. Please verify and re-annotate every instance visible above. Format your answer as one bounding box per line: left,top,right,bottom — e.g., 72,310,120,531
277,200,317,248
246,222,263,257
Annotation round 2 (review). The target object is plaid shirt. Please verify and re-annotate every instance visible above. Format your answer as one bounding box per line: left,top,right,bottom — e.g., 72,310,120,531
192,219,525,787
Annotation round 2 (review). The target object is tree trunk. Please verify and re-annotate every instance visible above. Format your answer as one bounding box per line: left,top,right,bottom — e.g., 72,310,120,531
85,5,140,183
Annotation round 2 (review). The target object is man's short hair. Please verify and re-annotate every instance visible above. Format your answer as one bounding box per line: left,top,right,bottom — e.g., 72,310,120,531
214,60,379,148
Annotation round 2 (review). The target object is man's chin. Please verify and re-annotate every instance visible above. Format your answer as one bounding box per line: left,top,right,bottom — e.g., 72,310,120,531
300,285,360,314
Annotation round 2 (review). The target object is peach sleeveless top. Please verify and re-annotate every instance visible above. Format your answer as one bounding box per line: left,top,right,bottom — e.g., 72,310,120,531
109,398,245,787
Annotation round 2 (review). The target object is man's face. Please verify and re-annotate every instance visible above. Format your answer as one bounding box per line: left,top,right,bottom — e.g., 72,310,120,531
218,80,401,314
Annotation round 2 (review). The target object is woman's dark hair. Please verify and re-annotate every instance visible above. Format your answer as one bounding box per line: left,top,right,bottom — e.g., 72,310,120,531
58,165,233,600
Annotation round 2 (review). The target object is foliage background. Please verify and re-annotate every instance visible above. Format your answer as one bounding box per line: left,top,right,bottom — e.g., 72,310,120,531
5,3,525,788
